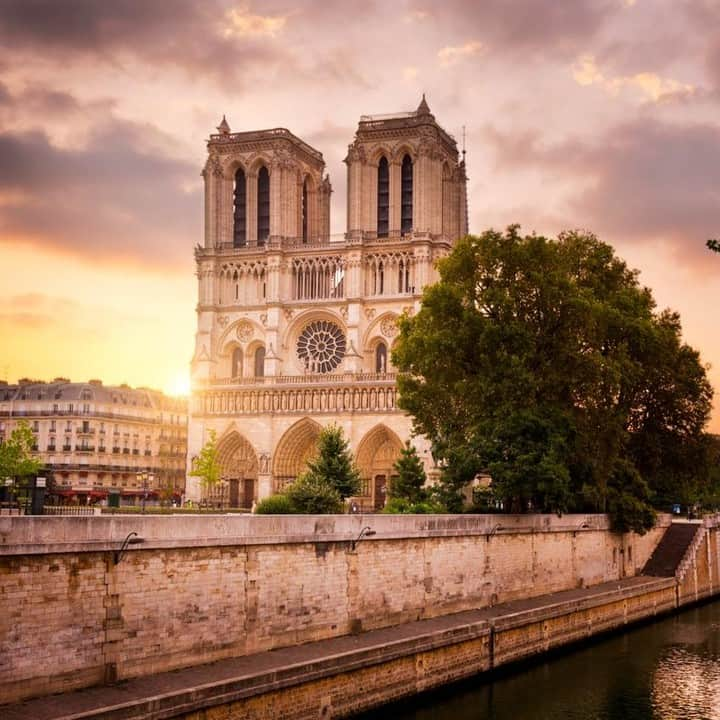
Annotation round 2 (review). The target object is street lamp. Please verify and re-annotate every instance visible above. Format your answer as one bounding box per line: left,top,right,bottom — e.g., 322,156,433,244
351,526,376,551
114,531,145,564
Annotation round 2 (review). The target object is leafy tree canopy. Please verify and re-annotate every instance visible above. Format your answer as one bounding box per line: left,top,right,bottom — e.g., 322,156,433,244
393,226,713,533
189,429,222,491
0,420,42,482
708,239,720,253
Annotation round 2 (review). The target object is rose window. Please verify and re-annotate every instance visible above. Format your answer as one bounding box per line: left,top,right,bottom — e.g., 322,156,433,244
297,320,346,374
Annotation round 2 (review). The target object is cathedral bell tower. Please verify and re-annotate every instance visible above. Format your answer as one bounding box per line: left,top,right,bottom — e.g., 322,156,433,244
187,98,468,508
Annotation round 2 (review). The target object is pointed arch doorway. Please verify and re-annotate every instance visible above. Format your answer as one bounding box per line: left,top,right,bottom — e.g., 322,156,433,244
356,425,403,510
216,431,258,508
272,418,322,492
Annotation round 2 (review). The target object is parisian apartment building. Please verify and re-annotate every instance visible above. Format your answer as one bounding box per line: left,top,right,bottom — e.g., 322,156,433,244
0,379,187,504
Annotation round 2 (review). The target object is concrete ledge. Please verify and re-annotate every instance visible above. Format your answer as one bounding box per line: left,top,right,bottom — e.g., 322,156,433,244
0,513,629,556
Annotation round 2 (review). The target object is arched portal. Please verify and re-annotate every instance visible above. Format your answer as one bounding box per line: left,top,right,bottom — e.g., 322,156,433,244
356,425,403,510
216,431,258,508
273,417,322,491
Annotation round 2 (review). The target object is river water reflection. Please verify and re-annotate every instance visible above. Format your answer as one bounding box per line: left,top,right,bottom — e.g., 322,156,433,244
363,600,720,720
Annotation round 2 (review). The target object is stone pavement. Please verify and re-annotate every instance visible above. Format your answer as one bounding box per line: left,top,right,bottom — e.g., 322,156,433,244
1,575,668,720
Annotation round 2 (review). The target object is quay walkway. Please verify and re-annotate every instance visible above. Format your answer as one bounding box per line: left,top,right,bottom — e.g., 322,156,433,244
2,575,675,720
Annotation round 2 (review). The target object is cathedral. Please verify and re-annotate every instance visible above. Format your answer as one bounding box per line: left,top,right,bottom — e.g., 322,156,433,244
186,96,468,508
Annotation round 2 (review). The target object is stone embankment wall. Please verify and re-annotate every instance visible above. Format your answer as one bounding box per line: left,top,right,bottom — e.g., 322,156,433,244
676,518,720,605
0,513,667,704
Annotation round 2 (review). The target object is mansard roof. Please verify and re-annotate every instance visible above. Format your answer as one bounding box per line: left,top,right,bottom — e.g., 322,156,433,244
0,380,186,411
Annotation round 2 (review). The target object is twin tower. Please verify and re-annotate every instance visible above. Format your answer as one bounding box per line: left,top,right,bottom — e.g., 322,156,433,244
187,97,468,509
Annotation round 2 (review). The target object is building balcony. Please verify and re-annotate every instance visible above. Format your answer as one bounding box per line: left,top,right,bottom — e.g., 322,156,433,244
76,428,95,436
194,229,451,261
193,373,398,417
75,445,95,453
2,409,163,423
197,371,396,388
61,445,72,452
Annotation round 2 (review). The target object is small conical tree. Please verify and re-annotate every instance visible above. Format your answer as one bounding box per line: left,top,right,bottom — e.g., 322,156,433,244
390,441,427,504
305,425,361,500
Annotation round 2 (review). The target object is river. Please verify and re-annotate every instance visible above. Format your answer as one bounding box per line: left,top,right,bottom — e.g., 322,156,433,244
362,600,720,720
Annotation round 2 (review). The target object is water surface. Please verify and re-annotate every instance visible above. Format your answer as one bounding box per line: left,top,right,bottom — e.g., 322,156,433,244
362,601,720,720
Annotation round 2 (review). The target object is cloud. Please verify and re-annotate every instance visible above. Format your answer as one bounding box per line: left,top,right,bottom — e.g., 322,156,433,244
403,66,419,80
0,105,200,267
223,6,288,38
484,119,720,270
0,311,54,329
0,0,294,90
0,1,376,93
572,54,696,103
404,10,429,23
414,0,616,59
438,41,483,68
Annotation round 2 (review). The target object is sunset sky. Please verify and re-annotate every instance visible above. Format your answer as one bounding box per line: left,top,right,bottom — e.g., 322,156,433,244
0,0,719,430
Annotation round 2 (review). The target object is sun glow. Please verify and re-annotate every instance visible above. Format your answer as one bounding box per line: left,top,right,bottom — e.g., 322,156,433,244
165,371,191,397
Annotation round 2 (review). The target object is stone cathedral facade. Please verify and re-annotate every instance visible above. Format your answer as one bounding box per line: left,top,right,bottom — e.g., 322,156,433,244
187,97,468,508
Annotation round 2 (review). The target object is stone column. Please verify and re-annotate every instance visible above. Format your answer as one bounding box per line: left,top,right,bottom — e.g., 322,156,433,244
269,162,282,240
257,473,273,500
345,253,362,300
430,157,443,236
345,143,365,238
202,168,213,248
413,152,426,233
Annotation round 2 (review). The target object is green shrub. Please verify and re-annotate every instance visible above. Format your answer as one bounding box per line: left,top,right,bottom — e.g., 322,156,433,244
382,497,444,514
287,473,343,514
254,494,296,514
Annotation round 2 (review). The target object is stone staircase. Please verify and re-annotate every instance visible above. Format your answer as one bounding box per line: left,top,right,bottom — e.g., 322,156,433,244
642,522,702,578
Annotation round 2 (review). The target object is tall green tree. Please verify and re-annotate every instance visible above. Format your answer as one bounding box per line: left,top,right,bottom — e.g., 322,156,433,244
303,425,361,500
393,226,712,532
389,442,427,504
0,420,42,483
189,429,222,499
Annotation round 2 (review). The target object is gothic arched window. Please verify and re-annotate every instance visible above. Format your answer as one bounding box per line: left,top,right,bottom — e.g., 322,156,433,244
254,346,265,377
377,157,389,238
233,168,246,247
375,343,387,374
302,178,308,243
231,347,243,378
401,154,413,234
257,166,270,245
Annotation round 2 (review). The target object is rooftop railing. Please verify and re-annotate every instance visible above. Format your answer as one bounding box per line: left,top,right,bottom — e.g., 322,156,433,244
195,372,396,389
